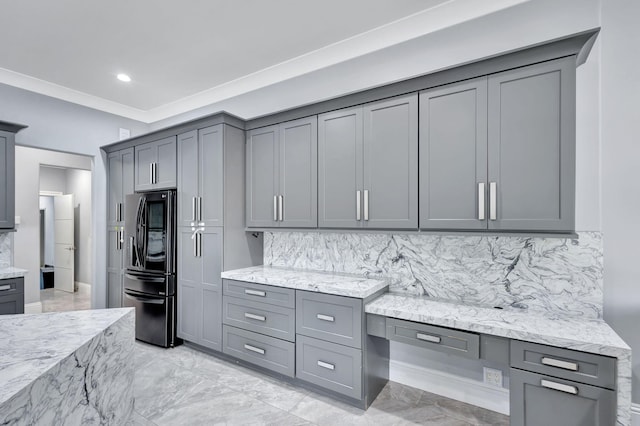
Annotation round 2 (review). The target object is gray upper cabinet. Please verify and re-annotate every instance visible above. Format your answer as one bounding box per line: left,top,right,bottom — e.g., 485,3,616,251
487,58,575,232
177,227,224,351
419,78,488,230
0,122,25,230
319,94,418,229
246,117,317,228
178,125,224,227
107,148,134,227
135,136,177,191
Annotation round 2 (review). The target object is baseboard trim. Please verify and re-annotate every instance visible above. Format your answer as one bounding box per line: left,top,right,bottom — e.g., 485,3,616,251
76,281,91,292
24,301,43,314
631,403,640,425
390,359,510,415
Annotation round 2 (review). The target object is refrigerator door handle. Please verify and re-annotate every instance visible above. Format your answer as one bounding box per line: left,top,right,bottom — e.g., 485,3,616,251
124,292,165,305
125,273,166,284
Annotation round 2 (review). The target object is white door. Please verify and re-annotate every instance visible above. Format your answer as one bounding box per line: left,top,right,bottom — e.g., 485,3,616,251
54,194,75,293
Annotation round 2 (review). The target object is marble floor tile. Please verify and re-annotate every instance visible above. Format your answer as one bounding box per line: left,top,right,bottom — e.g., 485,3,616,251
132,342,509,426
40,285,91,312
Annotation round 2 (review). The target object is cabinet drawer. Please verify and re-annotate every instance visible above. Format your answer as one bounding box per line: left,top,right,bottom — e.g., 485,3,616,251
510,368,616,426
223,280,295,309
296,335,362,400
222,325,295,377
510,340,616,389
223,296,295,342
0,278,24,294
296,291,362,349
386,318,480,359
0,292,24,315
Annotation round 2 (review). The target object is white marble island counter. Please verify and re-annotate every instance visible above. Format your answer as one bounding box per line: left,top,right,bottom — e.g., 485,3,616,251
366,293,632,425
221,265,388,298
0,267,28,279
0,308,135,425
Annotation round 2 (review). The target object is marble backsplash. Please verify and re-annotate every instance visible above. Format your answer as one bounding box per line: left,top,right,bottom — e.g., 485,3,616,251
0,233,11,268
264,231,604,319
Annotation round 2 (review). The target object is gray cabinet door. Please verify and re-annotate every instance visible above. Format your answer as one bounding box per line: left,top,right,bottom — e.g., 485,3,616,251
154,136,178,189
279,116,318,228
199,125,224,227
246,125,279,228
135,142,155,191
200,228,223,351
122,148,134,205
510,368,616,426
318,107,363,228
177,130,198,227
0,132,15,230
488,58,575,232
108,148,134,228
363,94,418,229
106,227,123,308
177,227,201,343
419,79,488,230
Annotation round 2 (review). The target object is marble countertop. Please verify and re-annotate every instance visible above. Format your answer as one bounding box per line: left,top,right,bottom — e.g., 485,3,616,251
221,265,388,298
0,267,28,279
365,293,630,357
0,308,134,406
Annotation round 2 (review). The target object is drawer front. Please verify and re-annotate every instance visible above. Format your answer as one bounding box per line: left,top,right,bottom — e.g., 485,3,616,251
510,368,616,426
0,278,24,295
223,296,295,342
222,325,295,377
386,318,480,359
510,340,616,389
296,291,362,349
296,335,362,400
0,292,24,315
223,280,295,309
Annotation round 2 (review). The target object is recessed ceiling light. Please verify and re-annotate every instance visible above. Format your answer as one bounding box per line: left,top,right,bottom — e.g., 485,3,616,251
117,73,131,82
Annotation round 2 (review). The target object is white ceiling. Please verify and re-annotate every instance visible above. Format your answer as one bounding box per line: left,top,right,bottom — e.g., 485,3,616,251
0,0,527,123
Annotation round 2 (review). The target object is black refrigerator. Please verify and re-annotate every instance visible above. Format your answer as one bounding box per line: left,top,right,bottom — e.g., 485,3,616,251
123,190,178,348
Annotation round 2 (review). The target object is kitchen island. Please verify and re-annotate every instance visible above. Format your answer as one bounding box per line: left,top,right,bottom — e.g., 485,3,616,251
0,308,135,425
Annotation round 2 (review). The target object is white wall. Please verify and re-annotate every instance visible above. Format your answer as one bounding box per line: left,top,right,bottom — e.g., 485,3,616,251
14,147,92,304
39,166,67,194
600,0,640,405
65,169,92,285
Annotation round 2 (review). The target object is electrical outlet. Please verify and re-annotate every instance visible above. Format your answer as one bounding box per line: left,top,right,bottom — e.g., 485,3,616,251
483,367,503,387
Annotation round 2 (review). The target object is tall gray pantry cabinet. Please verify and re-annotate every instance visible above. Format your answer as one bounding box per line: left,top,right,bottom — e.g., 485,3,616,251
246,116,318,228
176,123,262,351
0,121,26,230
419,57,575,232
106,148,134,308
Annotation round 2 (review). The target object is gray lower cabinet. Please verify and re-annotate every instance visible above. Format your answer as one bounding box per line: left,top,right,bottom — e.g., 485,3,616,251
223,325,295,377
106,227,125,308
178,125,224,228
487,57,575,232
246,116,318,228
135,136,177,191
318,94,418,229
0,278,24,314
0,122,26,230
510,368,616,426
177,227,223,351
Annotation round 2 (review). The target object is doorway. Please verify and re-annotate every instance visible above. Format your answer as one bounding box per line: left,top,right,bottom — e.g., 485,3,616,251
38,165,92,312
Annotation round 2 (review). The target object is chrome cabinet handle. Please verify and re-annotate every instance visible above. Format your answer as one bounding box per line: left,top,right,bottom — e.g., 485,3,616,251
364,190,369,221
0,285,11,291
193,233,198,257
244,312,266,322
416,333,441,343
244,344,265,355
489,182,497,220
245,289,266,297
115,202,122,222
154,163,158,184
197,197,202,222
192,197,197,221
149,163,154,185
316,314,335,322
197,233,202,257
356,190,361,221
478,183,486,221
278,195,284,222
273,195,278,222
317,360,335,370
541,379,578,395
541,357,578,371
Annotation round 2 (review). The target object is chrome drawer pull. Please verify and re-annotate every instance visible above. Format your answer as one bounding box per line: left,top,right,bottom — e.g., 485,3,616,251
541,357,578,371
541,379,578,395
317,360,335,370
0,285,11,291
316,314,335,322
244,312,266,322
243,344,265,355
244,289,266,297
416,333,441,343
